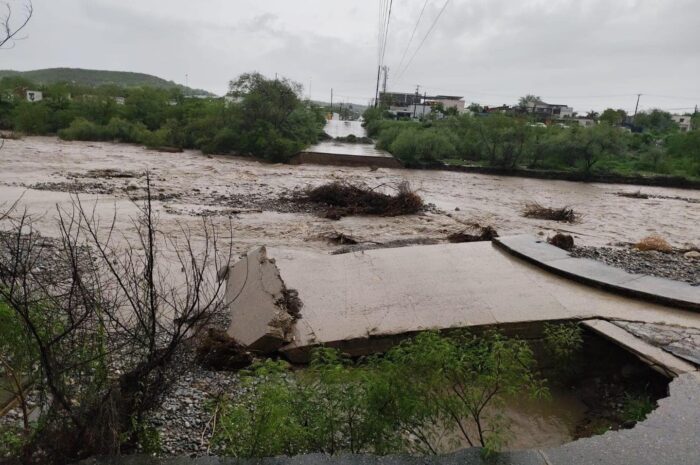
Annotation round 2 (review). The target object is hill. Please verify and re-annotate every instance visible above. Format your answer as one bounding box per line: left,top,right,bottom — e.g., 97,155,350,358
0,68,215,96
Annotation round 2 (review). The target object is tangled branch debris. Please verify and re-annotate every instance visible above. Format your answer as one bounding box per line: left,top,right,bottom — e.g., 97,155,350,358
523,203,578,223
300,181,424,220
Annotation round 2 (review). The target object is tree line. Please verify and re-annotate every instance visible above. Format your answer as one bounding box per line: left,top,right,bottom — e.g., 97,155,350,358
0,72,326,162
363,106,700,179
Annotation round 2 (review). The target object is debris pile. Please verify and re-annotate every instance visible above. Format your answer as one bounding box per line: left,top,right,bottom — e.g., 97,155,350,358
300,181,424,219
523,203,578,223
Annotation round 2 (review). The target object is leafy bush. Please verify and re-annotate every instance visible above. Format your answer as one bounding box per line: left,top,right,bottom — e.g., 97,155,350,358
212,330,547,458
543,323,584,362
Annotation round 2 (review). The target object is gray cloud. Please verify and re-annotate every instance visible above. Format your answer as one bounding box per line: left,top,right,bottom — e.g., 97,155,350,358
2,0,699,112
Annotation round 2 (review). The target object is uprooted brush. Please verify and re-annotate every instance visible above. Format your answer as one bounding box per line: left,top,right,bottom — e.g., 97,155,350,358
522,203,578,223
300,181,424,219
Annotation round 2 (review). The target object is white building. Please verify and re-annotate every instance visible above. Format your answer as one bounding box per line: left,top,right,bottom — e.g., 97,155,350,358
26,90,43,102
113,96,126,105
573,118,596,127
672,115,693,132
424,95,466,113
389,104,432,119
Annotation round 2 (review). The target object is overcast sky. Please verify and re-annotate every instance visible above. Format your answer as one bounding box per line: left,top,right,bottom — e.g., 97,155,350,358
3,0,700,113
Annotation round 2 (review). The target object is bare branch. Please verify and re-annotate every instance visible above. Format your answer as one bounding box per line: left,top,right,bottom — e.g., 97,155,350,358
0,0,32,49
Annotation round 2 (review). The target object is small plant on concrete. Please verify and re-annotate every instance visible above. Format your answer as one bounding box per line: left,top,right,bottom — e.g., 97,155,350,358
212,330,547,458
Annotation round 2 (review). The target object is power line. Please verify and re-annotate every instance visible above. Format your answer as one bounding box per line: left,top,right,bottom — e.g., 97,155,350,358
395,0,429,76
380,0,394,68
395,0,451,83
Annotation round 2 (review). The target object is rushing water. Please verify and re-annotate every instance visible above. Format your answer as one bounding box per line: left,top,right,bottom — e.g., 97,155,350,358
1,136,697,254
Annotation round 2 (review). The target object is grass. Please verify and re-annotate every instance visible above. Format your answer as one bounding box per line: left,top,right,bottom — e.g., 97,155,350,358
523,203,578,223
302,181,424,219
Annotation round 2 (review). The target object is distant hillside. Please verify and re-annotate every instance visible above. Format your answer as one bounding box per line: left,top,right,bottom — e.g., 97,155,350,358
0,68,215,96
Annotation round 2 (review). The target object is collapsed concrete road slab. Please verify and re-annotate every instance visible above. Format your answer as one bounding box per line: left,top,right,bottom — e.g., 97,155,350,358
224,246,300,353
224,242,700,361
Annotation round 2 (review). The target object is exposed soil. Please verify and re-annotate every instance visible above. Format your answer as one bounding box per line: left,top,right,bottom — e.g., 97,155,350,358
570,245,700,286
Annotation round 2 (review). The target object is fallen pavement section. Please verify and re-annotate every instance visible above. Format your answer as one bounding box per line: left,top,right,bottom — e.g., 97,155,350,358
224,241,700,362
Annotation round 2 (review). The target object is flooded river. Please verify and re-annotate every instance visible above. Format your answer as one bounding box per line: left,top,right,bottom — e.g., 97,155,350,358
1,136,697,254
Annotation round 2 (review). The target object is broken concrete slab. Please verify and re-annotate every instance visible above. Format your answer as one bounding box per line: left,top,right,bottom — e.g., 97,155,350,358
613,321,700,366
581,320,696,377
224,246,298,353
224,242,700,362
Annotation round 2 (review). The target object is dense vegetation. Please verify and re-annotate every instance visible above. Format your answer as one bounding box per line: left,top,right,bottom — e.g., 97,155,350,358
0,68,212,96
363,107,700,179
0,72,326,162
212,331,548,458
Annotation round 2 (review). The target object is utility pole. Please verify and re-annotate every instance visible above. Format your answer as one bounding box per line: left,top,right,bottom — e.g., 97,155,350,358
374,65,382,107
185,74,188,87
381,66,389,94
633,93,642,120
413,85,420,119
330,88,333,115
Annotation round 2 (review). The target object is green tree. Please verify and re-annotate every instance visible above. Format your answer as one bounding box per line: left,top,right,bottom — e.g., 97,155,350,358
599,108,627,126
634,109,678,134
229,72,324,162
518,94,541,110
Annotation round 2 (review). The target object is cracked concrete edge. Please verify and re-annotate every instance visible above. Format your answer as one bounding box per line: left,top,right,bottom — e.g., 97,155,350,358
492,235,700,312
225,246,297,353
581,319,697,377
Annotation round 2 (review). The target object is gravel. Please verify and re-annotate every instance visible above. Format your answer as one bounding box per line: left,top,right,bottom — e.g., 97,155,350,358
570,246,700,286
145,356,243,456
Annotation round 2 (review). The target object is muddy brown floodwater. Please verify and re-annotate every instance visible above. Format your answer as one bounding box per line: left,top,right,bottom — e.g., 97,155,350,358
1,136,698,255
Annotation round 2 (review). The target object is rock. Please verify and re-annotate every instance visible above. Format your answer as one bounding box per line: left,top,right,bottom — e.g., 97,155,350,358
195,328,254,371
684,250,700,259
548,233,574,251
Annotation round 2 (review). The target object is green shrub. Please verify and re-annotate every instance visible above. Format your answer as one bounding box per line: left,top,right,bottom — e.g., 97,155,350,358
621,393,654,423
543,322,583,362
58,118,109,141
212,330,547,458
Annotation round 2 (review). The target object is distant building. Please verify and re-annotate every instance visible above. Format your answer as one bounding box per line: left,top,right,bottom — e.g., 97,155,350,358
113,96,126,105
26,90,43,102
389,103,432,119
484,105,512,114
525,100,573,119
424,95,465,113
379,92,422,107
379,91,435,119
572,117,596,128
672,115,693,132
